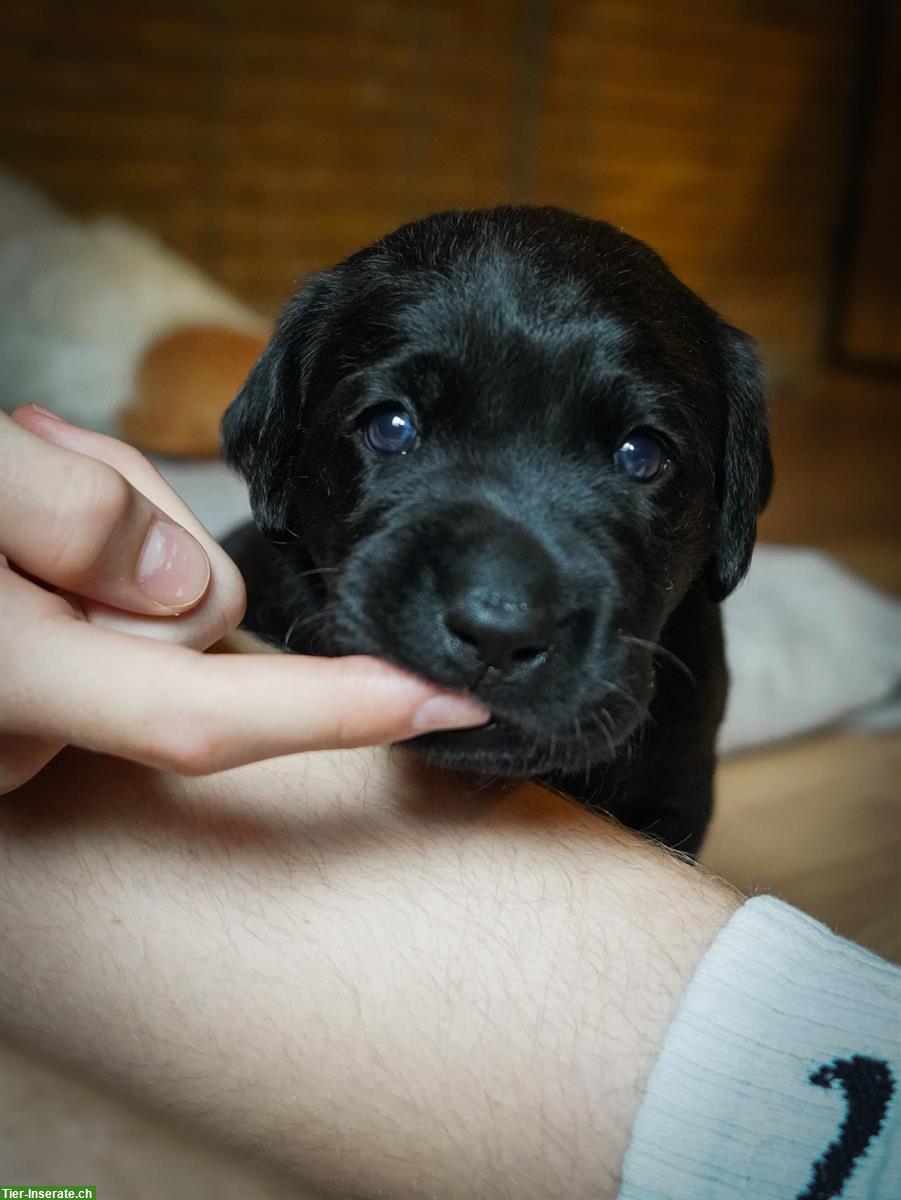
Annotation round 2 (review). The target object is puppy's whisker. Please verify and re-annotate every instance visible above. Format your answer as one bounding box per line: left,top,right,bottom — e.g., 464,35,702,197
265,522,304,546
578,715,599,792
288,566,342,583
563,716,577,775
573,716,586,775
595,675,650,723
573,715,590,778
620,634,696,688
471,772,502,794
581,708,617,763
532,723,549,772
282,607,330,651
565,715,595,789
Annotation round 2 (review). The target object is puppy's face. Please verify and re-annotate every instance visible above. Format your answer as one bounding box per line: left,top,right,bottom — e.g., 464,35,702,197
223,206,771,774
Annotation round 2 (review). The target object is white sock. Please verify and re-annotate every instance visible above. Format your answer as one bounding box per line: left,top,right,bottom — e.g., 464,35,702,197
618,896,900,1200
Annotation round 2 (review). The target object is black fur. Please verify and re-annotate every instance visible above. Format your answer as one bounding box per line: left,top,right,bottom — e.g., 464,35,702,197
222,206,772,854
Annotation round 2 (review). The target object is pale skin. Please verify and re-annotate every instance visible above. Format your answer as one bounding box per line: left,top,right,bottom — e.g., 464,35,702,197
0,404,490,792
0,406,741,1198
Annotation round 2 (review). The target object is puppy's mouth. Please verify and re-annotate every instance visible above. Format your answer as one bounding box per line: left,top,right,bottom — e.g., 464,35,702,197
327,596,649,775
402,705,632,776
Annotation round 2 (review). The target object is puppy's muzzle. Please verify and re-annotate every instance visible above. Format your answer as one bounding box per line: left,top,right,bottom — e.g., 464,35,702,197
441,519,560,678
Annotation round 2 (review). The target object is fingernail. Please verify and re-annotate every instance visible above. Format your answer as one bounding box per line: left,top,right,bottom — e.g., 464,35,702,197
412,694,491,733
29,403,66,422
137,519,211,610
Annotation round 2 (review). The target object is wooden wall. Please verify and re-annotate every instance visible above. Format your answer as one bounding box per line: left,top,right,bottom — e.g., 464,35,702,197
2,0,890,379
838,0,901,366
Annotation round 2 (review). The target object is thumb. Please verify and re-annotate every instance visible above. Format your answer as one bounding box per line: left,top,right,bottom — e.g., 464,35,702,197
1,409,210,615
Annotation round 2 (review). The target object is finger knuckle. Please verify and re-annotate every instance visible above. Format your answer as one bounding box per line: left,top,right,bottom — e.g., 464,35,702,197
219,568,247,633
191,561,246,650
330,700,362,749
150,721,225,776
51,460,134,584
80,461,133,530
95,436,148,476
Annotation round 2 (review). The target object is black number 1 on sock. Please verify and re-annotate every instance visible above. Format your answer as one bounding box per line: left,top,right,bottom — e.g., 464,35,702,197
795,1055,895,1200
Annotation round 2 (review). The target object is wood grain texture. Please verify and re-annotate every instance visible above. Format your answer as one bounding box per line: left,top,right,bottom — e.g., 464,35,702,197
0,0,876,366
532,0,860,365
705,730,901,964
840,0,901,364
763,370,901,594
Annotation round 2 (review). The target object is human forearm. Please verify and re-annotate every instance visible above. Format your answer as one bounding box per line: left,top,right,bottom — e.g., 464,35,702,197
0,748,739,1199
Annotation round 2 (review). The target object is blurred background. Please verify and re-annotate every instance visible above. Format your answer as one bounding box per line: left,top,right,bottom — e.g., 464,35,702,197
3,0,898,362
2,0,899,575
0,1,899,1194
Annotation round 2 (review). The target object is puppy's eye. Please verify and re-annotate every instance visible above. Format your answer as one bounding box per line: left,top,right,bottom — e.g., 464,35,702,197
613,431,668,481
360,406,419,456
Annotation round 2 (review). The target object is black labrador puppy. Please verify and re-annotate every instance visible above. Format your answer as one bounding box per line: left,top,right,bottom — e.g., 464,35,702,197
222,205,771,854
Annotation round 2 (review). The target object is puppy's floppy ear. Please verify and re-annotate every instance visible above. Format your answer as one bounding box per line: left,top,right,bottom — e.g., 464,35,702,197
220,278,330,539
706,327,773,602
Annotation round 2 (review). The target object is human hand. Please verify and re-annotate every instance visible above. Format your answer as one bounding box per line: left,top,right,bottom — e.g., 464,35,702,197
0,405,488,792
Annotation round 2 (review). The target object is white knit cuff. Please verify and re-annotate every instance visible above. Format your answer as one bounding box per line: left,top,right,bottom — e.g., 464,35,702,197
618,895,900,1200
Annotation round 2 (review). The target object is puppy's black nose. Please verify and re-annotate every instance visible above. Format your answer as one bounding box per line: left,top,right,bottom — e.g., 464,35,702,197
445,589,554,670
441,519,559,672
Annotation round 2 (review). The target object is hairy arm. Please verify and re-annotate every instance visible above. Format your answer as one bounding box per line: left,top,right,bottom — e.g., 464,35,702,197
0,748,738,1199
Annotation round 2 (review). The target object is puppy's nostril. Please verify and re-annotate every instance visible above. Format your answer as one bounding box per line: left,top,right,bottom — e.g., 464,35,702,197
444,593,553,671
511,644,546,664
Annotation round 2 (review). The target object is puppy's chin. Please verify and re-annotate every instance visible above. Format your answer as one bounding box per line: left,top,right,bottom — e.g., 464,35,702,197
401,713,633,776
327,618,652,774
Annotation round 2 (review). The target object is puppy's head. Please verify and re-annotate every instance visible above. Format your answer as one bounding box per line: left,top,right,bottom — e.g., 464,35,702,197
223,206,771,773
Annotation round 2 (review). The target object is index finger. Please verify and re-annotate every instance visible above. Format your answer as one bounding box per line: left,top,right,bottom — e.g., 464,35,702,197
0,615,490,774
